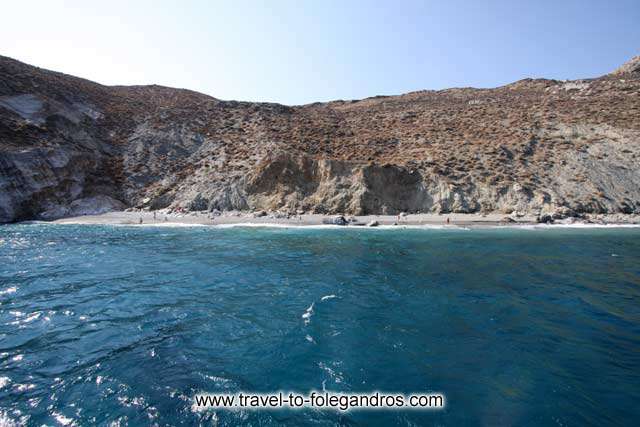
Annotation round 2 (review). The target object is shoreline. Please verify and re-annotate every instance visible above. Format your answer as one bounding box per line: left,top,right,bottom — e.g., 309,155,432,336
46,211,640,228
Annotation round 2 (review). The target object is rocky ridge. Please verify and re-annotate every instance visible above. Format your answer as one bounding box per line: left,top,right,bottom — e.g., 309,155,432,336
1,54,639,223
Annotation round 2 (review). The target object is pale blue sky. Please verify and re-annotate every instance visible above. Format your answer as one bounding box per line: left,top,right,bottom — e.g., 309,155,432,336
2,0,638,105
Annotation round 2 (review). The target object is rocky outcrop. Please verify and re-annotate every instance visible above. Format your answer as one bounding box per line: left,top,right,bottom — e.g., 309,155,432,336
0,54,639,222
0,147,120,222
610,55,640,76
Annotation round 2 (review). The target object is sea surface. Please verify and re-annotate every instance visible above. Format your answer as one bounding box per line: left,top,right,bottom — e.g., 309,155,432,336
0,224,639,426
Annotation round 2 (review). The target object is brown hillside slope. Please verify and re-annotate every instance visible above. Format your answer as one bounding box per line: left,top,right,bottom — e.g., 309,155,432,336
1,54,639,222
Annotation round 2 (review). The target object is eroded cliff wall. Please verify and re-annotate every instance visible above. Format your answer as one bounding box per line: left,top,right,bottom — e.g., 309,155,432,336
1,55,639,222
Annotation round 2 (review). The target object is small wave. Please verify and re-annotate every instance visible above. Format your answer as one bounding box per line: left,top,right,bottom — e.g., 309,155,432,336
117,395,147,408
303,296,336,325
485,223,640,230
213,222,472,230
10,312,41,326
14,383,35,391
0,376,10,389
51,411,75,426
201,374,232,385
141,222,209,228
0,286,17,295
9,312,42,327
302,303,314,325
318,362,344,384
0,411,20,427
214,222,339,229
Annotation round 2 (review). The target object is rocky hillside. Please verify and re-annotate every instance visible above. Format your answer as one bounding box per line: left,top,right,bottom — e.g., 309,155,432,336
1,54,639,222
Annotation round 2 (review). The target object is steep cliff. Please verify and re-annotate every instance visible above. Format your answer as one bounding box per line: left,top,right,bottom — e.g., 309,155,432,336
1,55,639,222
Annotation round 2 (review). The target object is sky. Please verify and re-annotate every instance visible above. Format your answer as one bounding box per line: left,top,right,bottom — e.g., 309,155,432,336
1,0,639,105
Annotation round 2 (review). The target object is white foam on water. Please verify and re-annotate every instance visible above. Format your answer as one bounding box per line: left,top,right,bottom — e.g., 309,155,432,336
202,374,232,385
320,294,336,301
0,287,17,295
117,395,147,408
484,223,640,230
0,411,20,427
51,411,75,426
21,312,41,323
0,377,10,389
141,222,209,228
305,334,315,343
39,220,640,230
14,383,35,391
302,303,314,325
213,223,472,230
214,222,341,229
318,362,344,384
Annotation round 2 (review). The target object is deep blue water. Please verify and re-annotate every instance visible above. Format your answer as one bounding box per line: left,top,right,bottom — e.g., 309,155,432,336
0,224,639,426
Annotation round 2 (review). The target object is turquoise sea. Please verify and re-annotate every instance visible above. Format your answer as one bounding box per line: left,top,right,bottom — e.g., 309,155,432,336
0,224,639,426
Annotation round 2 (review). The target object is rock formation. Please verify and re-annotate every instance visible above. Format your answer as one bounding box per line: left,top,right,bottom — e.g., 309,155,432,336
1,54,639,222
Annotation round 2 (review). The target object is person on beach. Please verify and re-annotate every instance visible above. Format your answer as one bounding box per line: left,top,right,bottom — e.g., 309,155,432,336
153,211,157,221
139,217,143,224
446,217,450,224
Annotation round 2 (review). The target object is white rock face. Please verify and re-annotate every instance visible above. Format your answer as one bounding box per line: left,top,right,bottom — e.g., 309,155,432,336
0,94,44,124
68,195,126,216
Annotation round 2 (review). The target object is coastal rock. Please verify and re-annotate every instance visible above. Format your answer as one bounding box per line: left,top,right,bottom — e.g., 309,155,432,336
537,214,554,224
367,220,379,227
321,215,348,225
1,54,640,223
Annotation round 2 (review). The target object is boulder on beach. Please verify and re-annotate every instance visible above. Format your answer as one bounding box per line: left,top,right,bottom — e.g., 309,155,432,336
322,215,348,225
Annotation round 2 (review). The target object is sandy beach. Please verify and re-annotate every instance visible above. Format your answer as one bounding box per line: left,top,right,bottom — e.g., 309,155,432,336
52,211,531,227
51,210,640,228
